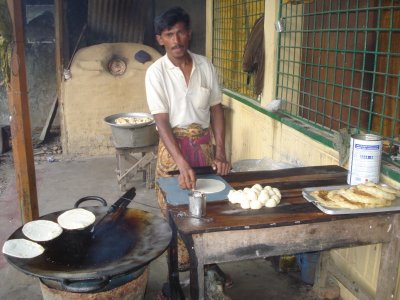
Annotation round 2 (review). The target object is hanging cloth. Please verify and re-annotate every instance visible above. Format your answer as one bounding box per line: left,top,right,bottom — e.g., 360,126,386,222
243,16,265,96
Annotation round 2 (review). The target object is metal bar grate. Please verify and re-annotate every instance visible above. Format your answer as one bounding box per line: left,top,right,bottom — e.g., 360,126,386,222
276,0,400,161
213,0,265,101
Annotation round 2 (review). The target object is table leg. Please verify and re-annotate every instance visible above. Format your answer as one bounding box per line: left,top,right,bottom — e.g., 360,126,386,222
167,211,185,299
313,251,330,291
187,235,205,300
376,214,400,299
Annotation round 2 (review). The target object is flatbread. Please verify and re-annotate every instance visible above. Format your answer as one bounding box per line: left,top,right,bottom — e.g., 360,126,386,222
310,190,346,209
57,208,96,230
356,184,397,200
2,239,45,259
22,220,63,242
195,179,225,194
338,187,391,205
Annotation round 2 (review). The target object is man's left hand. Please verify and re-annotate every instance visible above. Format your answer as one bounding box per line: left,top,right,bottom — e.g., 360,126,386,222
212,158,231,176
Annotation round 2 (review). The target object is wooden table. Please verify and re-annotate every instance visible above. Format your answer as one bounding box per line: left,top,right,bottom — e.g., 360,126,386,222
163,165,400,300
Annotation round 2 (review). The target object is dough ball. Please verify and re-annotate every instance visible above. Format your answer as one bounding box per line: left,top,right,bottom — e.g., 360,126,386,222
233,190,245,203
252,184,263,192
265,199,277,208
228,190,238,203
271,194,281,205
264,185,272,191
258,190,270,204
268,189,276,197
250,200,262,209
245,189,258,201
243,187,252,193
240,199,251,209
272,187,281,197
251,187,261,197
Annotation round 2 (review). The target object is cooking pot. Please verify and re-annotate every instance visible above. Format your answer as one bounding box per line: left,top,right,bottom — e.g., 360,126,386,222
104,112,158,148
4,192,172,293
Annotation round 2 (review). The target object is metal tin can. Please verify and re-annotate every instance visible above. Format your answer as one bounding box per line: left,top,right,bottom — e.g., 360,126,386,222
188,190,206,218
347,134,382,185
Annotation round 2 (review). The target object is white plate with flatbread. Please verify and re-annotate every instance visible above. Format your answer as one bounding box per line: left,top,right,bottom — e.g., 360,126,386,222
303,185,400,215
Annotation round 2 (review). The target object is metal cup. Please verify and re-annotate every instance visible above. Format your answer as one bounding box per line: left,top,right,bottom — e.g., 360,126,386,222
188,190,206,218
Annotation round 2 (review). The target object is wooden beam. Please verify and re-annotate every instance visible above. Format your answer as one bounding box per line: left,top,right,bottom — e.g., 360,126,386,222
54,0,63,98
6,0,39,222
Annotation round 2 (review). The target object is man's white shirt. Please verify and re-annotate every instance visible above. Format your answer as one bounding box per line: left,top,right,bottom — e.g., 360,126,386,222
145,51,222,129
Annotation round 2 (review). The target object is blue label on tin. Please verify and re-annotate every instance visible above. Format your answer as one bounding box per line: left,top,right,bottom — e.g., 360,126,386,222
359,155,375,159
355,144,380,150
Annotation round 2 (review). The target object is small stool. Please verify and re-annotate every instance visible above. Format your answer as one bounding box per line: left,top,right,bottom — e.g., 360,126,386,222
115,145,157,191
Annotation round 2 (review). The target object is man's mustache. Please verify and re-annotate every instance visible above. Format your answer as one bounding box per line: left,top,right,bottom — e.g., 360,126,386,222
172,44,184,50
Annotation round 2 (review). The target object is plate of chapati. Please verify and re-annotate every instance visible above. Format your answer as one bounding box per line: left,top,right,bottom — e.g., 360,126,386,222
302,182,400,215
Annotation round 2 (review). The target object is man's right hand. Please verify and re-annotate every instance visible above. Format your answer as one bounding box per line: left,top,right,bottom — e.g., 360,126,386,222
177,163,197,190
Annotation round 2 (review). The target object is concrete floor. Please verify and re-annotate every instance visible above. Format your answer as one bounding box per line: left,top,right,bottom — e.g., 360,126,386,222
0,154,320,300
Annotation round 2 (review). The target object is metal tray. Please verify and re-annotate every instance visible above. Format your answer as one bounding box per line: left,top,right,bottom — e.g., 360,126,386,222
302,185,400,215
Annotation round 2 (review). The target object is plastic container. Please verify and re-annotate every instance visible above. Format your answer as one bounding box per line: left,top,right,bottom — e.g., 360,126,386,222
296,252,320,285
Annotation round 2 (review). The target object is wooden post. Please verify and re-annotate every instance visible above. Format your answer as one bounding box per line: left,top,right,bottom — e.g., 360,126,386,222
54,0,63,98
6,0,39,222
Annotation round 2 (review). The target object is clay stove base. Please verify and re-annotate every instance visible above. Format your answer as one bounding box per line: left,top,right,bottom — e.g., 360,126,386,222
40,267,149,300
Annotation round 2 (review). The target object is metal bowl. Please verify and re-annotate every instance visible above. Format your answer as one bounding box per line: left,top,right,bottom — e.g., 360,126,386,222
104,113,158,148
104,112,154,129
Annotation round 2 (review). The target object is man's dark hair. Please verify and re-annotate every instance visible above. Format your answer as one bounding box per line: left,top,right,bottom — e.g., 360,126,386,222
154,7,191,35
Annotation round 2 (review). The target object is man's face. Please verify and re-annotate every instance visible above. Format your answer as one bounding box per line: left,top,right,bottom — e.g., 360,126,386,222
156,22,192,60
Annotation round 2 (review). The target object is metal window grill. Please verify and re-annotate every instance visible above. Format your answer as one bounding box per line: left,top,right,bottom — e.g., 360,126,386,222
213,0,265,100
276,0,400,162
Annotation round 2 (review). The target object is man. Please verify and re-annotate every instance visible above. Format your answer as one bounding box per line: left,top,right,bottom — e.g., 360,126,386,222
145,6,230,203
145,6,232,298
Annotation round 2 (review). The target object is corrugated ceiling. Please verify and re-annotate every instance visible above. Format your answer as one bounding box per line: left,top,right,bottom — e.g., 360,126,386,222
87,0,150,44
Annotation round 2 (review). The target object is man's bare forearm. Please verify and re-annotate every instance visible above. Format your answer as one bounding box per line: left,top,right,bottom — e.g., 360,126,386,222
153,113,196,189
210,103,226,160
210,104,231,175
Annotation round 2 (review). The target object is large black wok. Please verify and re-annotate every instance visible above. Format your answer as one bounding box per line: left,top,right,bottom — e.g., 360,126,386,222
4,190,172,292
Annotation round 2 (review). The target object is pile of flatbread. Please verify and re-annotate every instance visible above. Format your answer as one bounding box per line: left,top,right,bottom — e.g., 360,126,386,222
310,182,400,209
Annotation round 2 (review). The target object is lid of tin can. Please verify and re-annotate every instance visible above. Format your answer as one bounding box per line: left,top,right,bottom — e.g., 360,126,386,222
351,133,382,141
